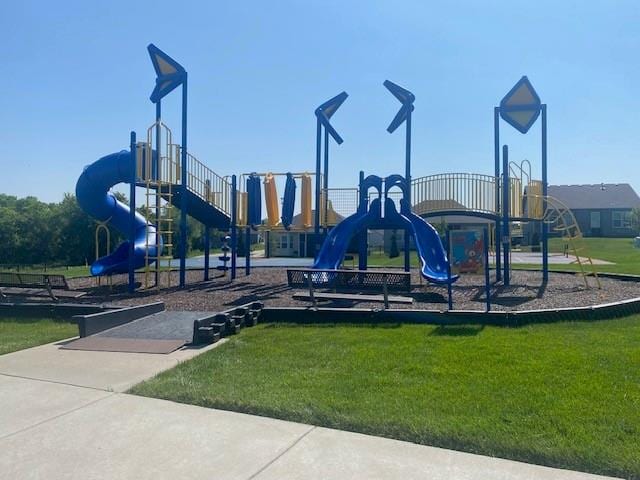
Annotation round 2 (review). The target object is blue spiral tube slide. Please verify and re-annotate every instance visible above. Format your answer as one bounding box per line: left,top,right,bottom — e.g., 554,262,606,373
75,150,161,276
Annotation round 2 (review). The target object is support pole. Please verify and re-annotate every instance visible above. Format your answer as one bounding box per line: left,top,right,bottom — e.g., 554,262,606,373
204,178,211,281
231,174,237,280
155,101,162,287
502,144,510,286
358,171,368,270
314,117,322,236
541,104,549,282
446,229,453,310
128,131,136,293
323,127,329,234
204,226,210,281
245,227,251,276
403,111,412,273
179,78,188,288
483,227,491,312
494,107,502,281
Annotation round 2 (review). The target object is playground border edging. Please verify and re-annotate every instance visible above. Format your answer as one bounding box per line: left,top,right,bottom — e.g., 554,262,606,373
261,295,640,326
74,302,165,337
0,302,121,319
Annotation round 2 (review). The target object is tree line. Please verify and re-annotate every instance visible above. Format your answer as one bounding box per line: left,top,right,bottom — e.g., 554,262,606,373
0,193,212,267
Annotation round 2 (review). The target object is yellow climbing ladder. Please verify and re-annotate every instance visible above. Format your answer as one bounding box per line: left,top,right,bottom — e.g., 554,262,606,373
137,122,178,289
526,192,601,288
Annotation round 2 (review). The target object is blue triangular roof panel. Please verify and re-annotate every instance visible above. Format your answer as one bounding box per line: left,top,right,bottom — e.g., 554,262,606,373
147,44,187,103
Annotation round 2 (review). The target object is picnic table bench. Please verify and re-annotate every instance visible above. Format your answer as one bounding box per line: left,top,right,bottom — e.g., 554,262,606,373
0,272,84,301
286,268,412,309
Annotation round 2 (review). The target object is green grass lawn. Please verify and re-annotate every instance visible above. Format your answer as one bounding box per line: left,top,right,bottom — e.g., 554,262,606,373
0,316,77,355
131,318,640,479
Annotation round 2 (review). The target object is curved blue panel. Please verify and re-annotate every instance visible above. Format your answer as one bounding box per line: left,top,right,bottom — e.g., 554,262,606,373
247,174,262,228
313,199,381,270
281,173,296,230
75,150,161,276
397,199,458,284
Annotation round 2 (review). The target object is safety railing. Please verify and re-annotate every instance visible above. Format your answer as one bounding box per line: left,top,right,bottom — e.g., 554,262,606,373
323,188,359,226
411,173,498,216
175,146,232,216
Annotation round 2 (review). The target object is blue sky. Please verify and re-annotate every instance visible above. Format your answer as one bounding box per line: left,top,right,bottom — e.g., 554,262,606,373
1,0,638,202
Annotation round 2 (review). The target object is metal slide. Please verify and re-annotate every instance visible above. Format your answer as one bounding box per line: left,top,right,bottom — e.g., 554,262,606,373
312,199,382,270
76,150,161,276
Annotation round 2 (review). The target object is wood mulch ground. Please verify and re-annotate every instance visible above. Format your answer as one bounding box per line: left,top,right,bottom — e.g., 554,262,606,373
63,267,640,313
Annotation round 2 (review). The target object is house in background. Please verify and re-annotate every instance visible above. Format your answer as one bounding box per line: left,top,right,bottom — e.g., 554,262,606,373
268,208,344,257
544,184,640,238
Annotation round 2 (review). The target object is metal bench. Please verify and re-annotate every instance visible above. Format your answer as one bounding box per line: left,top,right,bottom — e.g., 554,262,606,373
0,272,74,301
286,268,412,309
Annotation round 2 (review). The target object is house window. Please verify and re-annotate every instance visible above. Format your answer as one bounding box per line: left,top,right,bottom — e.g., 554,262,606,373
279,234,292,249
612,211,632,229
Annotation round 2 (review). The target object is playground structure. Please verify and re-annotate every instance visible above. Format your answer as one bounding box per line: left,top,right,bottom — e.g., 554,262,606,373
74,44,601,298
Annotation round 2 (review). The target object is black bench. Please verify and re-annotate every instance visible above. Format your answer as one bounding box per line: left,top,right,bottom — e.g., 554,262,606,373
0,272,73,301
286,268,412,309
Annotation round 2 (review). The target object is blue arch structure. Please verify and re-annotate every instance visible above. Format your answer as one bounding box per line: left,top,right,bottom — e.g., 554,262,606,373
314,174,458,285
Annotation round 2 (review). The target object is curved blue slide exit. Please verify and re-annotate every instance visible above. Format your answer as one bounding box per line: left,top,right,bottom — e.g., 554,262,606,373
397,199,459,284
313,199,382,270
75,150,161,276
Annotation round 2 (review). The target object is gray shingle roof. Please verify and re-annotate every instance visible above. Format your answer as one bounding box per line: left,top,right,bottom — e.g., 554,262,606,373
548,184,640,209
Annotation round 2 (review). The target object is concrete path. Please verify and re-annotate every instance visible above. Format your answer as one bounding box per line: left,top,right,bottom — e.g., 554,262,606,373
0,340,620,480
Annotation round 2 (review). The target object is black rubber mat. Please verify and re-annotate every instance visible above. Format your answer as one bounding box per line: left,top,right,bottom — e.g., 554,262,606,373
95,311,210,342
61,337,185,354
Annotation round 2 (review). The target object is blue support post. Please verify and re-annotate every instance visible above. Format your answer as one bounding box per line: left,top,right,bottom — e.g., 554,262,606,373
245,228,251,275
358,171,368,270
541,104,548,282
179,78,188,288
231,175,237,280
502,144,510,286
323,127,329,235
403,111,412,273
204,227,210,281
155,101,162,287
128,131,136,293
483,227,491,312
203,178,211,281
446,229,453,310
494,107,502,282
314,117,322,237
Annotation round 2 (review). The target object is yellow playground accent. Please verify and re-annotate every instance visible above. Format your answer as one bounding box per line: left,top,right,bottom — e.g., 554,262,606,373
237,191,247,227
264,173,280,227
301,173,312,228
526,193,601,288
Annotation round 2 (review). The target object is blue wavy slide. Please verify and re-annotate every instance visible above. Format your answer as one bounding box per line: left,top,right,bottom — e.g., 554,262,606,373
76,150,161,276
397,199,458,284
313,199,382,270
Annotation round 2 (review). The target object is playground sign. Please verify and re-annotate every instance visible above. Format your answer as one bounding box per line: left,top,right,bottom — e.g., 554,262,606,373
499,76,541,134
148,44,187,104
450,230,485,274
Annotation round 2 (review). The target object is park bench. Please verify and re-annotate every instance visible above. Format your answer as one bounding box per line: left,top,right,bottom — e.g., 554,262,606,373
0,272,84,301
286,268,413,309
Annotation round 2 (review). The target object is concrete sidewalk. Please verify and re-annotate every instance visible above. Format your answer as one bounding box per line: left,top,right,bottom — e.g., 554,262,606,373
0,340,620,480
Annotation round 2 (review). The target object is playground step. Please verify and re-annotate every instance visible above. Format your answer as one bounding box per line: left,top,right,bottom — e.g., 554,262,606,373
196,326,221,343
